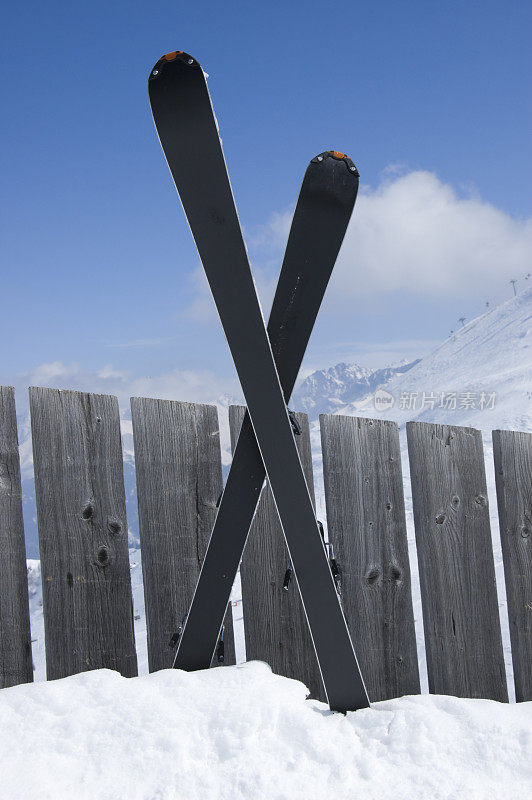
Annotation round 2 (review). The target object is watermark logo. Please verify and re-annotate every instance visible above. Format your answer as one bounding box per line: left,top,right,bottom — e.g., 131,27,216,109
372,389,497,412
374,389,395,411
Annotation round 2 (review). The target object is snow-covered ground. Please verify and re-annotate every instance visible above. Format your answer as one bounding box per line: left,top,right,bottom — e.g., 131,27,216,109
1,662,530,800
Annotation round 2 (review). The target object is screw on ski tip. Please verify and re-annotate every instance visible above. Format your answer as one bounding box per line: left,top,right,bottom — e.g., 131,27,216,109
327,151,359,175
312,151,359,176
150,50,198,79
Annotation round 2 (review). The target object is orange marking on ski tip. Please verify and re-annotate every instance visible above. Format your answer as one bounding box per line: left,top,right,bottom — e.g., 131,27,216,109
330,150,346,159
164,51,182,61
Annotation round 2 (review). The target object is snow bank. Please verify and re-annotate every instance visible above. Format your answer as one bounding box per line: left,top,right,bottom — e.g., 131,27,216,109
1,662,530,800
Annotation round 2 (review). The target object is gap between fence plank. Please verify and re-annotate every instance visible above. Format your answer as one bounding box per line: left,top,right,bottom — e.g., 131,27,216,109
0,386,33,688
493,429,532,702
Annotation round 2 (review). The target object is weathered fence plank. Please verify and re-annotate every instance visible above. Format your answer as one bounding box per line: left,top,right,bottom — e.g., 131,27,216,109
229,406,325,700
29,387,137,680
320,415,420,702
493,429,532,702
0,387,33,688
407,422,507,701
131,398,234,671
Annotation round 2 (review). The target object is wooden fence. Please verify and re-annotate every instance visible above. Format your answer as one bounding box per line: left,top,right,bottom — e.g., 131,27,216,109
1,385,531,704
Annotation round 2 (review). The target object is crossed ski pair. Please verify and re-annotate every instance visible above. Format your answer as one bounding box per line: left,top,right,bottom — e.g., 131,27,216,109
149,51,369,712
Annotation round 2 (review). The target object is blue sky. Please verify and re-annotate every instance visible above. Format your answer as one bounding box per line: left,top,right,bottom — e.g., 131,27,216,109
2,0,531,403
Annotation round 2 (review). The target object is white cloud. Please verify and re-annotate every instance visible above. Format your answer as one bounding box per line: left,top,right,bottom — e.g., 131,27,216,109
16,361,240,414
28,361,74,383
338,170,532,298
126,369,240,408
13,362,242,475
250,169,532,304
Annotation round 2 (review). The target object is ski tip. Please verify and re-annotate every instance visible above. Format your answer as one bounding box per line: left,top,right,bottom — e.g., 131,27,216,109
149,50,201,80
311,151,359,177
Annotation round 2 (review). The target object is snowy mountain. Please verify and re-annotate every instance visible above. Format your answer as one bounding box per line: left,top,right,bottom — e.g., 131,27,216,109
343,287,532,432
291,360,419,418
291,289,532,432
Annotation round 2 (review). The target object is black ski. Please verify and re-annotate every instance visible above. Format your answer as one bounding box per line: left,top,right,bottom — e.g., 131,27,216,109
173,151,357,675
149,51,369,712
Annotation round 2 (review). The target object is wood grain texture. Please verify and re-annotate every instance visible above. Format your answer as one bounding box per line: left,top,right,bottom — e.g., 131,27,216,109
493,429,532,701
131,398,234,671
29,387,137,680
229,405,325,701
0,387,33,688
407,422,507,701
320,415,420,702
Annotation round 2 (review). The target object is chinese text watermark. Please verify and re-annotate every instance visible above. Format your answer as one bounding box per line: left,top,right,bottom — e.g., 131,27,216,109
373,389,497,412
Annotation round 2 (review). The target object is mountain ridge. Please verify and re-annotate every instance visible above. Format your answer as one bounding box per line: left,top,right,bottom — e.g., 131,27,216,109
291,359,419,418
